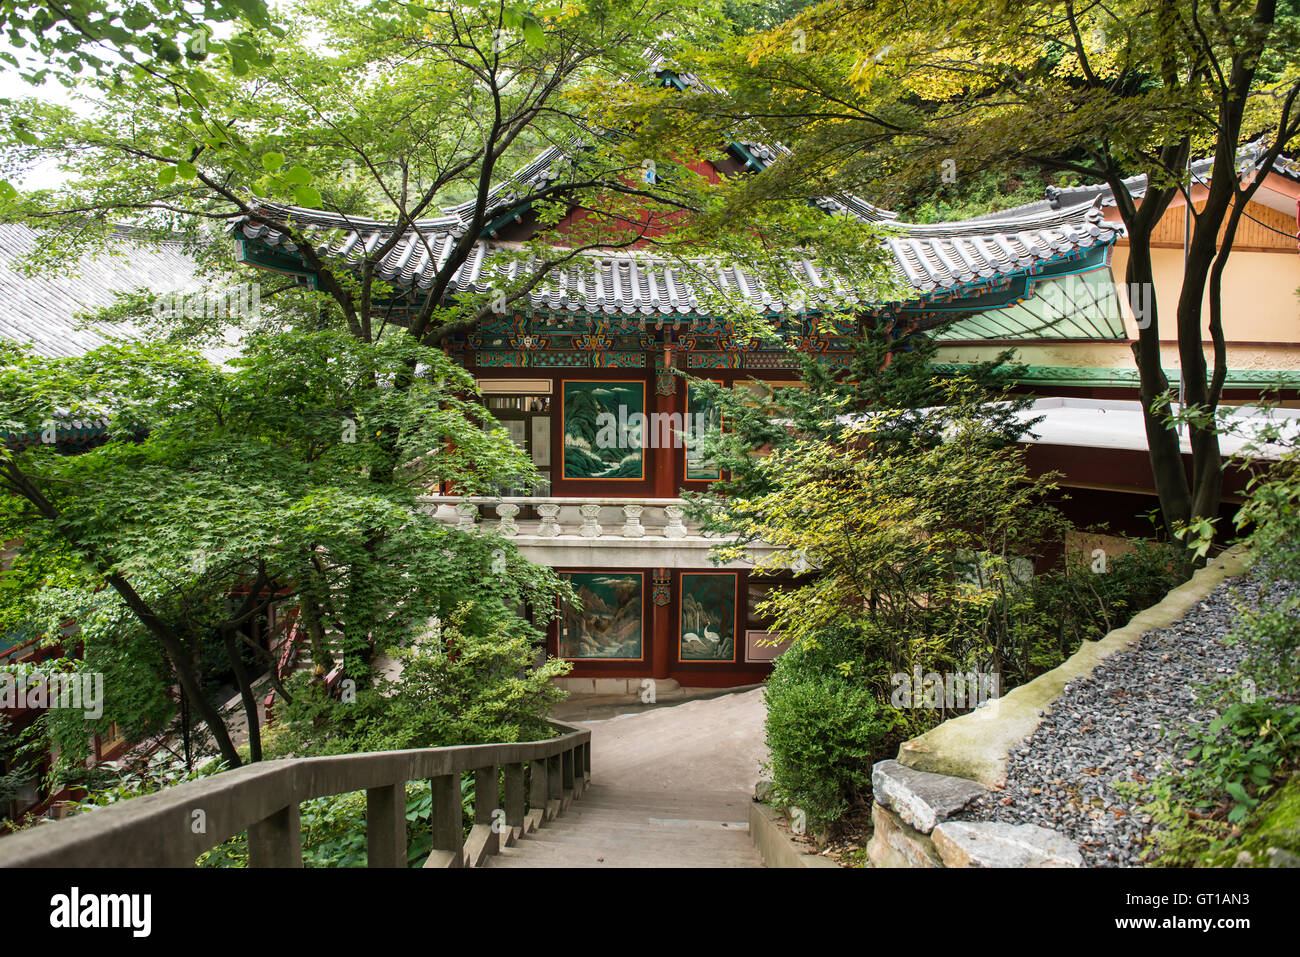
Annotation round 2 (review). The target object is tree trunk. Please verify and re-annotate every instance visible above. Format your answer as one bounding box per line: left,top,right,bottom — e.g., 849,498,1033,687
1126,238,1192,536
221,625,262,763
298,580,334,677
104,573,243,767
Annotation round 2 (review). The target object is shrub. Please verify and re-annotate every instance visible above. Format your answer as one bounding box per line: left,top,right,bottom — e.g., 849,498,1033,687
270,604,569,757
764,631,903,831
991,540,1185,687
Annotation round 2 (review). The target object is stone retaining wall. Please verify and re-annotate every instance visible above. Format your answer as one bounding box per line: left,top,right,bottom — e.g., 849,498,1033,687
866,545,1252,868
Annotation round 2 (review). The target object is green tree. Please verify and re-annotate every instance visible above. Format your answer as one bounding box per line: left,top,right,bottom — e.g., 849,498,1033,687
707,389,1065,689
634,0,1300,552
0,330,562,774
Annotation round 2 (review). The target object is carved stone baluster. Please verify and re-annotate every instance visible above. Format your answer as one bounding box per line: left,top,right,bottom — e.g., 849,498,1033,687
455,501,479,531
621,504,645,538
495,502,520,536
579,503,602,538
663,504,687,539
537,503,562,537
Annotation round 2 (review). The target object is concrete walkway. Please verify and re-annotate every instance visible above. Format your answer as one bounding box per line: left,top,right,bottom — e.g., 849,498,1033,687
489,688,768,868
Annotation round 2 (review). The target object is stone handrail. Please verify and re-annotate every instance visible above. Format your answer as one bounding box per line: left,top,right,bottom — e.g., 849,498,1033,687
0,721,591,868
417,495,698,540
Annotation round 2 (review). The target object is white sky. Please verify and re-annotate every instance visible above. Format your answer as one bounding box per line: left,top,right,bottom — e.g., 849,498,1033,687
0,46,86,189
0,8,258,191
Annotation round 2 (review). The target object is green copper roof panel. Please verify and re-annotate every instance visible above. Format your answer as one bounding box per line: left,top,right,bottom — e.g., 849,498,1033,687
932,267,1127,342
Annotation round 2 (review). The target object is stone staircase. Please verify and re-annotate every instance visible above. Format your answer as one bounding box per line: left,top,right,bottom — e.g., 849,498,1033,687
487,784,762,868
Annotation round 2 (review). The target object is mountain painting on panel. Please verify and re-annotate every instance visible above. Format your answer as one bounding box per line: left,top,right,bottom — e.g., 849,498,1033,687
562,380,644,479
559,572,643,659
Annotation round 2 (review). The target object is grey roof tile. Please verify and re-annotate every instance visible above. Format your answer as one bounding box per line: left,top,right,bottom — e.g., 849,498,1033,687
0,224,236,361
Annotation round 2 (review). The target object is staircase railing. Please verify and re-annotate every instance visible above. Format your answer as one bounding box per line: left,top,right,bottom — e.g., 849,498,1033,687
0,721,591,868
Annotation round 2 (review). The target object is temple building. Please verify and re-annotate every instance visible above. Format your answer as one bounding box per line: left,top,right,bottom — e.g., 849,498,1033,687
227,99,1300,689
4,73,1298,694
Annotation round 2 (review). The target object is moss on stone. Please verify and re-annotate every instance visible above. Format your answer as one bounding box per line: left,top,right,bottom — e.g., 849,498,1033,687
1205,774,1300,867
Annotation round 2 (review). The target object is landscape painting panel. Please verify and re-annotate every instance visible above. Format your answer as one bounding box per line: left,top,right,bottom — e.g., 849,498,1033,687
563,380,644,479
560,572,643,659
685,379,722,481
679,573,736,661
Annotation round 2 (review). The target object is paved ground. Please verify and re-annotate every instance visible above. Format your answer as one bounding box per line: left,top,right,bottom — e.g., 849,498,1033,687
488,687,768,867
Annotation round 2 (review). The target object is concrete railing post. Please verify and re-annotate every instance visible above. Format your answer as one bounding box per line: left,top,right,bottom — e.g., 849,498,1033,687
547,753,562,803
530,758,551,821
366,782,407,868
503,762,526,831
546,748,561,816
562,747,575,792
426,774,463,868
248,803,302,868
471,766,500,860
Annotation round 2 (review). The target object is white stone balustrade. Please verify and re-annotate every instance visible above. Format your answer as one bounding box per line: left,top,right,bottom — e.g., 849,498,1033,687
495,502,520,536
578,503,602,538
536,503,561,538
621,504,645,538
414,496,776,570
417,496,709,540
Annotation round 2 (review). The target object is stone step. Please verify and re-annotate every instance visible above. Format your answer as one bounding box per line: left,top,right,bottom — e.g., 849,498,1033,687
534,788,749,815
551,802,749,824
530,812,750,836
504,837,759,868
522,821,752,845
488,838,760,868
485,783,763,868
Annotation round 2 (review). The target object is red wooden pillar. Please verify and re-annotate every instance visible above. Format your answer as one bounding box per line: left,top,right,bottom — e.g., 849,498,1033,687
651,568,672,680
651,353,678,499
649,347,680,681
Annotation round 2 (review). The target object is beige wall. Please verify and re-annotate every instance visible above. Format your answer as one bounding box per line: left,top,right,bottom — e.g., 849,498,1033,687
1109,242,1300,344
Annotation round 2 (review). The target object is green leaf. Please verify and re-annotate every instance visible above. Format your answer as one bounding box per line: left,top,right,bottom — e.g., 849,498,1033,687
177,160,198,180
157,167,177,187
261,152,284,172
293,185,322,207
283,165,312,186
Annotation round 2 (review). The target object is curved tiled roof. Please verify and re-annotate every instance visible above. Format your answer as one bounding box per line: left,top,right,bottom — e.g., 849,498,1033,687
0,224,194,357
232,191,1117,317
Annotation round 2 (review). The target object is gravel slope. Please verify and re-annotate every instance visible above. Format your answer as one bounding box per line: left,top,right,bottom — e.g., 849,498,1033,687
958,573,1293,867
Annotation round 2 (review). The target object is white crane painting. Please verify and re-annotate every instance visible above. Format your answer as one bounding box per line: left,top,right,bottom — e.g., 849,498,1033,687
679,573,737,661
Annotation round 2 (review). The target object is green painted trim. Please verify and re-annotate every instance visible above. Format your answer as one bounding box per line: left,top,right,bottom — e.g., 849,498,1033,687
902,247,1113,318
484,202,533,237
728,142,765,172
933,361,1300,389
235,240,319,289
